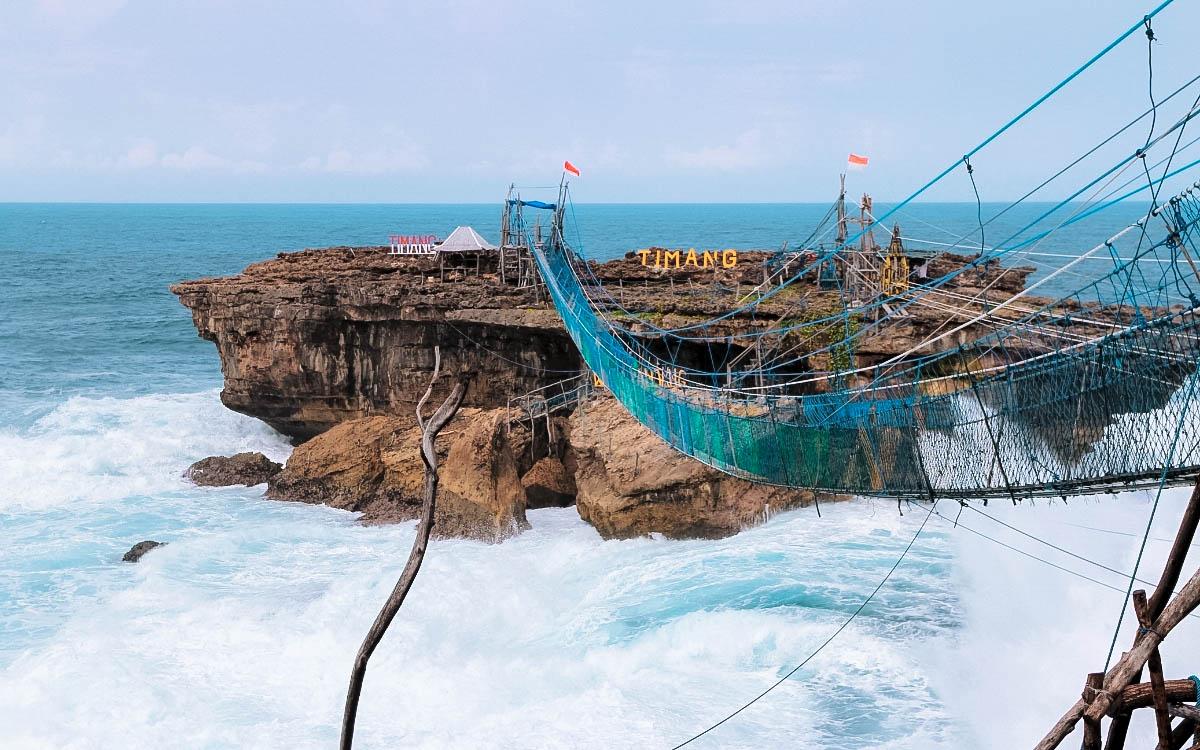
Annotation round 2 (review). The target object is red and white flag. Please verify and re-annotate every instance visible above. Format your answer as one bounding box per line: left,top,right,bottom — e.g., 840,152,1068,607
847,153,869,171
563,160,581,177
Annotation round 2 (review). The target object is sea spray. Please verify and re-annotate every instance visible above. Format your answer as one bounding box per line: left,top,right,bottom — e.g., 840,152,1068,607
929,489,1200,749
0,389,963,748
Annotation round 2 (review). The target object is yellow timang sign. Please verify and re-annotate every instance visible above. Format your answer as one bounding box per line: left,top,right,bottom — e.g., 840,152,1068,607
637,248,738,269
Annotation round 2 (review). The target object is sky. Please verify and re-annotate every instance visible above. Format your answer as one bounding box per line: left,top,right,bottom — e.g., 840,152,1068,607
2,0,1199,203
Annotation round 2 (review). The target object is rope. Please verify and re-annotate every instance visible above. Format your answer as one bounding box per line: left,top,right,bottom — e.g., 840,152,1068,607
667,501,938,749
964,504,1183,591
637,0,1181,337
1102,368,1200,671
964,156,986,256
929,509,1156,596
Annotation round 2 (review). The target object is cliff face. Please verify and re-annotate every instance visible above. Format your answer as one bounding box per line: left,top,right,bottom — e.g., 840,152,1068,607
172,243,1045,539
569,395,821,538
265,408,529,541
172,245,1038,442
172,248,580,441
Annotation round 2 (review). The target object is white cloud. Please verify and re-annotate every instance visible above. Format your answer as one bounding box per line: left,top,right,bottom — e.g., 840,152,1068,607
665,130,766,171
120,140,158,168
299,145,428,175
34,0,128,35
0,116,46,165
159,146,266,173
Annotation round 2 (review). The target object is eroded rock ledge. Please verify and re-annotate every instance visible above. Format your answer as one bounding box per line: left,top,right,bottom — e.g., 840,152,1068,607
173,244,1032,540
569,395,822,538
171,246,1032,443
265,409,529,542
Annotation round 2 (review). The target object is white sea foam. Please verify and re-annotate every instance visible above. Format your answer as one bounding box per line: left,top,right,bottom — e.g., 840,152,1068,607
0,390,291,510
0,507,963,749
929,488,1200,749
1,389,1197,748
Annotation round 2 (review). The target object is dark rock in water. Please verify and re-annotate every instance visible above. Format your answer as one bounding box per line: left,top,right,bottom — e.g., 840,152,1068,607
186,452,282,487
521,457,576,508
123,540,165,563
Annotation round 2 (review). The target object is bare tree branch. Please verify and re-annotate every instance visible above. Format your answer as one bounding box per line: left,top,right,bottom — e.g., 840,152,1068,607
339,352,467,750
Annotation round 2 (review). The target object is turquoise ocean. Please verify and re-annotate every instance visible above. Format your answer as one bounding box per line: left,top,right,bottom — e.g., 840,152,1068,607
0,202,1194,749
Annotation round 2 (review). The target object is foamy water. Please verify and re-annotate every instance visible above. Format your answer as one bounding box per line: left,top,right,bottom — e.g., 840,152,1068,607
1,390,1196,749
2,203,1195,748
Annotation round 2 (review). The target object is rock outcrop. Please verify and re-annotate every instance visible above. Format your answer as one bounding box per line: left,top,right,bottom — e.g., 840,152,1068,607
568,395,825,539
171,249,580,442
172,246,1036,443
521,457,576,508
171,244,1050,539
186,452,282,486
122,540,165,563
266,408,528,542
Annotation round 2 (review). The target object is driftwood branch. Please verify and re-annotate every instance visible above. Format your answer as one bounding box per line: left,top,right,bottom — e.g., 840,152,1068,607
339,347,468,750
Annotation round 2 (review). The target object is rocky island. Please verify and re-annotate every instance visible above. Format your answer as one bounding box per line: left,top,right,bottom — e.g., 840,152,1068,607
172,244,1035,541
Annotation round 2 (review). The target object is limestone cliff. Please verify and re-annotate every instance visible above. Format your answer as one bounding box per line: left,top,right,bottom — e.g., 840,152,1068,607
266,408,529,542
171,245,1036,442
171,248,579,441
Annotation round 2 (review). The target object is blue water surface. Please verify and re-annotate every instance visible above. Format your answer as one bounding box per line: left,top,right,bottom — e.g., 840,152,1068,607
0,201,1160,749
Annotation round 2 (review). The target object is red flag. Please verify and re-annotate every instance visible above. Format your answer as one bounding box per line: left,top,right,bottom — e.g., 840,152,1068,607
564,160,581,177
847,153,869,169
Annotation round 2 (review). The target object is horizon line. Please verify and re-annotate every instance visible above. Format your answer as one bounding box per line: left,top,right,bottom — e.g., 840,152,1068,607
0,199,1157,207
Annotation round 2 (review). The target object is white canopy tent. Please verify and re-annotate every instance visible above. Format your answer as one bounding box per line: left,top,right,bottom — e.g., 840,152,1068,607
436,226,497,254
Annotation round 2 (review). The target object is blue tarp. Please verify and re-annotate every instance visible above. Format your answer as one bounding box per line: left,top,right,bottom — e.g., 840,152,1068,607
508,199,556,210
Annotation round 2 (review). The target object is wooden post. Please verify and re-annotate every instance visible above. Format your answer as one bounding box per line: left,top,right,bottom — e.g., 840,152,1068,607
1083,567,1200,723
1104,660,1143,750
339,348,468,750
1169,717,1197,750
1084,672,1105,750
1132,589,1174,750
1149,479,1200,619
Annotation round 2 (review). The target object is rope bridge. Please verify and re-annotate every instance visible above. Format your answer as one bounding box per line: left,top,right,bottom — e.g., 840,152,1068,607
530,186,1200,500
494,0,1200,504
